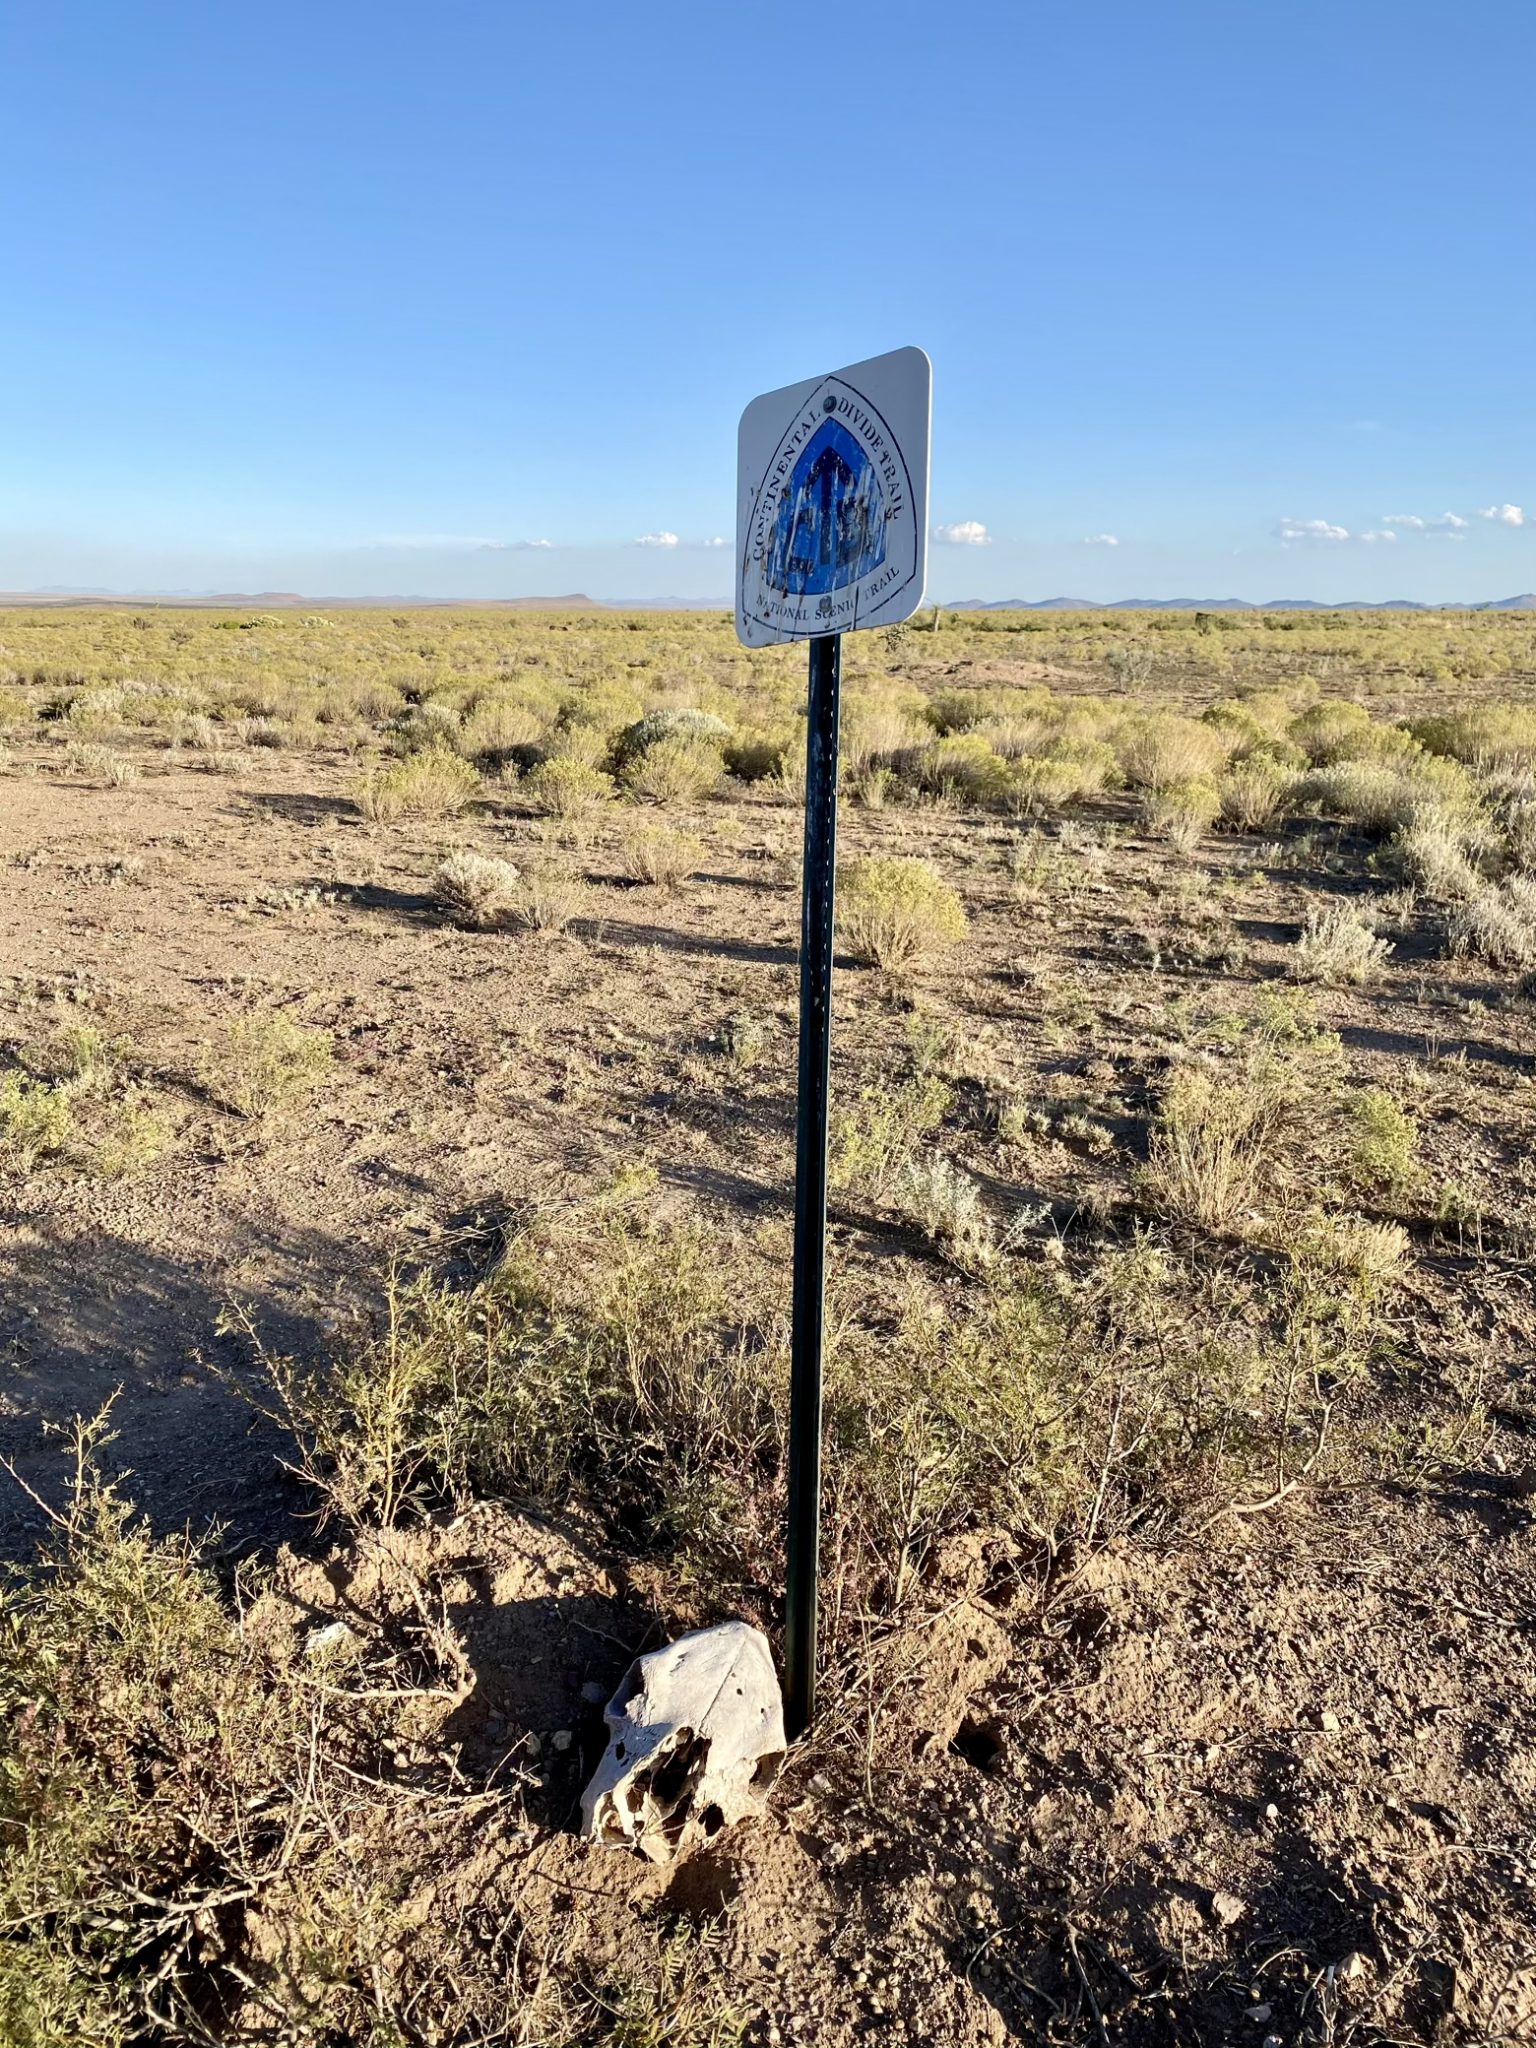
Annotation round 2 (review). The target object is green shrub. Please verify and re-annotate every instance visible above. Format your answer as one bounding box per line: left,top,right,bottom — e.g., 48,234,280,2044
837,858,967,970
1141,776,1221,851
1116,714,1230,791
1346,1089,1420,1196
204,1014,334,1117
0,1072,75,1172
911,733,1009,804
1142,1057,1298,1232
830,1073,952,1196
360,746,479,823
523,755,615,817
622,734,723,805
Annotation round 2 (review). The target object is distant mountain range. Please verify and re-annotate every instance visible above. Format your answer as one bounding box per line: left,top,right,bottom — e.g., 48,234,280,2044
0,589,604,610
947,595,1536,613
2,589,1534,613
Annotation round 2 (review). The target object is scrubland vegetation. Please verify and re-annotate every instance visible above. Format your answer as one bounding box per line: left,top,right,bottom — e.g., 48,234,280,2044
2,604,1536,2045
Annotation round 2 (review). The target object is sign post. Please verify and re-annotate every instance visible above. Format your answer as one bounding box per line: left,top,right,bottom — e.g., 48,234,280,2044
736,347,932,1737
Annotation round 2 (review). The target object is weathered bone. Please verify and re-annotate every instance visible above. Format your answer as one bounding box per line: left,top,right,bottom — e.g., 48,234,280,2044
580,1621,786,1861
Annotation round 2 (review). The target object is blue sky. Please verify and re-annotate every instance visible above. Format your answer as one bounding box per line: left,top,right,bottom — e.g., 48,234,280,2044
3,0,1533,604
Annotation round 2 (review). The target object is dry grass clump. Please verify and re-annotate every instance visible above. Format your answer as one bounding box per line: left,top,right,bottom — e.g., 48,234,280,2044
360,746,479,823
523,755,614,818
433,848,521,926
617,817,703,887
511,860,590,933
65,741,139,787
1446,878,1536,967
1289,904,1391,985
203,1013,334,1117
1504,799,1536,873
838,857,967,971
841,700,927,774
459,696,546,765
1142,1058,1296,1232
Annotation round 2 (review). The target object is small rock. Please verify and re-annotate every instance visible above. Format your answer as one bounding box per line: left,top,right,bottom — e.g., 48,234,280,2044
1337,1951,1369,1982
304,1620,355,1658
1264,2036,1283,2048
1319,1710,1341,1732
580,1680,608,1705
551,1729,574,1754
1264,1803,1279,1821
1247,2004,1272,2023
523,1732,542,1760
1211,1889,1247,1928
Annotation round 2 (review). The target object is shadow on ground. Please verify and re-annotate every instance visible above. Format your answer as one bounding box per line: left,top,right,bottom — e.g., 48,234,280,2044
0,1223,348,1566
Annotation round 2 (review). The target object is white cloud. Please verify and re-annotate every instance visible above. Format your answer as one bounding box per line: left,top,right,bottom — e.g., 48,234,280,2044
1383,515,1424,529
1480,503,1527,527
1083,533,1119,547
1358,530,1397,543
702,536,729,549
634,531,680,548
933,520,991,546
1277,518,1351,544
1383,512,1468,532
1436,512,1469,529
480,537,554,551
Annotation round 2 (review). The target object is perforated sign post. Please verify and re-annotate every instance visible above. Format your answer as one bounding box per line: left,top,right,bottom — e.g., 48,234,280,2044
736,346,932,1736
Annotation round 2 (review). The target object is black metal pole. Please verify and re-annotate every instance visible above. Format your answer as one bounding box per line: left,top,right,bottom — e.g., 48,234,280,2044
785,629,841,1740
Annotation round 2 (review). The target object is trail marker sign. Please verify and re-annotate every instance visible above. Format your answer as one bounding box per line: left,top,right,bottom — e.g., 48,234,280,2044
736,345,931,646
735,348,931,1739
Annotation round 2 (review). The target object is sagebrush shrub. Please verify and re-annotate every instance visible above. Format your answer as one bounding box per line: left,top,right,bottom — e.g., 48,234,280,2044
1289,905,1391,985
1393,808,1483,899
838,858,967,970
1220,757,1293,832
1446,879,1536,967
610,708,731,770
433,849,521,926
